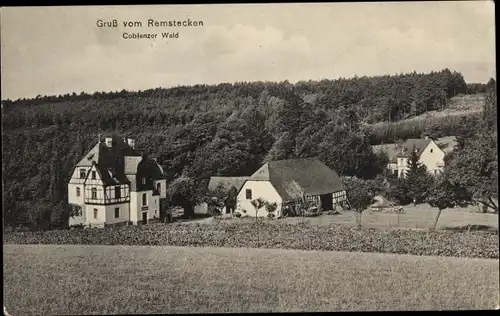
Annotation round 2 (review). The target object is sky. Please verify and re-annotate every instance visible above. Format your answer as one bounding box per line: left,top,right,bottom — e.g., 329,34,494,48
1,2,496,100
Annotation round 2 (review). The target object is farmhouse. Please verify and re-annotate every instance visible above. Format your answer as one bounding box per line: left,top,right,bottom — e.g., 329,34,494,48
67,136,167,228
372,136,457,178
236,158,348,218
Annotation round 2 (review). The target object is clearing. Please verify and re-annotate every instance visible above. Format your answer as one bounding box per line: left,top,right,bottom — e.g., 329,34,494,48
4,245,499,314
369,93,484,128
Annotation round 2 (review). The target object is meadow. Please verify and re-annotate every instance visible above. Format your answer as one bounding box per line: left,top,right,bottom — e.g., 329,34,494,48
3,244,498,315
189,204,499,231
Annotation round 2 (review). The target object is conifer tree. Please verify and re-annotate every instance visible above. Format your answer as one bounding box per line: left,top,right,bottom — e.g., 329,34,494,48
405,144,433,204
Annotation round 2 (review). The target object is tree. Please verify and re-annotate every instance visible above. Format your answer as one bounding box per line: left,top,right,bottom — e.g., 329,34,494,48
388,177,412,206
445,132,498,213
205,184,238,217
344,177,374,227
250,198,266,221
405,144,433,204
264,201,278,219
427,174,470,230
167,177,199,219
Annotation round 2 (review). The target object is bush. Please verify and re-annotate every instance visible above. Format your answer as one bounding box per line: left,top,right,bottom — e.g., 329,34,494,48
4,222,498,259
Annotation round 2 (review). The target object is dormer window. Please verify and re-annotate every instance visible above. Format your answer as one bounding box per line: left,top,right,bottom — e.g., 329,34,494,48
156,182,161,192
79,169,86,179
142,177,146,185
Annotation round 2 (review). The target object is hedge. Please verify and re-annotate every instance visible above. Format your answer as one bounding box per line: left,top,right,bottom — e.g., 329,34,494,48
4,222,498,259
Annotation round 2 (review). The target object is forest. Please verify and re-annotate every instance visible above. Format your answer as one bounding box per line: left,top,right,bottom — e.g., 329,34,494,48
1,69,496,229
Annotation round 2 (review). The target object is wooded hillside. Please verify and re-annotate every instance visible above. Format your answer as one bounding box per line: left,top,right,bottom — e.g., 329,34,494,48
1,69,494,229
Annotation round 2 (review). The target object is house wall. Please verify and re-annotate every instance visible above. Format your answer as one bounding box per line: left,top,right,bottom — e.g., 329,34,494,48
418,140,446,175
387,163,398,176
104,184,130,204
68,166,88,184
68,167,87,204
237,180,283,218
68,183,85,205
84,205,107,227
396,141,445,178
105,202,130,225
332,190,347,205
84,165,106,203
130,190,159,224
153,179,167,199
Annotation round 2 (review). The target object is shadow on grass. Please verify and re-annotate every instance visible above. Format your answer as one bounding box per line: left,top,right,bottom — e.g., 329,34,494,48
171,213,213,223
443,224,499,233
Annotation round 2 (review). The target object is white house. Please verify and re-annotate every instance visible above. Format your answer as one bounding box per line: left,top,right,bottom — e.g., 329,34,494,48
372,136,457,178
67,135,167,228
236,157,348,218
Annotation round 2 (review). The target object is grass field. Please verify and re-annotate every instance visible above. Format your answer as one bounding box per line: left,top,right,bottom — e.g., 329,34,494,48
4,245,499,314
187,204,499,231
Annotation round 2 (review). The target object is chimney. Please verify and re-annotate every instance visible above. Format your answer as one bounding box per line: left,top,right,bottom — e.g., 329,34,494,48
424,135,429,140
105,137,112,147
127,138,135,149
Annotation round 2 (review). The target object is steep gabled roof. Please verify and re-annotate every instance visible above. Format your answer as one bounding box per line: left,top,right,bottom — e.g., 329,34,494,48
208,176,249,191
249,157,345,201
94,164,130,186
397,139,432,158
372,138,432,163
76,136,141,168
124,156,142,175
74,136,156,186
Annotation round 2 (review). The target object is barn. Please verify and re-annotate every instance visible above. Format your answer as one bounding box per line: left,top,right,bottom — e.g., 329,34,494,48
236,157,348,218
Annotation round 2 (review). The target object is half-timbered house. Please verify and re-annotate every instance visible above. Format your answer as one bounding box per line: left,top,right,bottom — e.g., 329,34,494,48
236,157,349,218
68,136,167,228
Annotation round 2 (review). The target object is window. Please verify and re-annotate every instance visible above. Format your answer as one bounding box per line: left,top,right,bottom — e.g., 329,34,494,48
91,188,97,199
430,149,433,153
91,171,96,179
142,193,147,206
76,187,81,197
156,182,161,192
142,177,146,185
114,207,120,218
93,208,98,219
115,186,121,199
79,169,86,179
393,170,398,176
246,189,252,200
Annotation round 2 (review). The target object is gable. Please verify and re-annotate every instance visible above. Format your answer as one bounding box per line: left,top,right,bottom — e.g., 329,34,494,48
250,164,270,181
83,164,104,185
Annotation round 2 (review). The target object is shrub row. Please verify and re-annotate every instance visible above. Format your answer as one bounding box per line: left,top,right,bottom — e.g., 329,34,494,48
4,222,498,259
